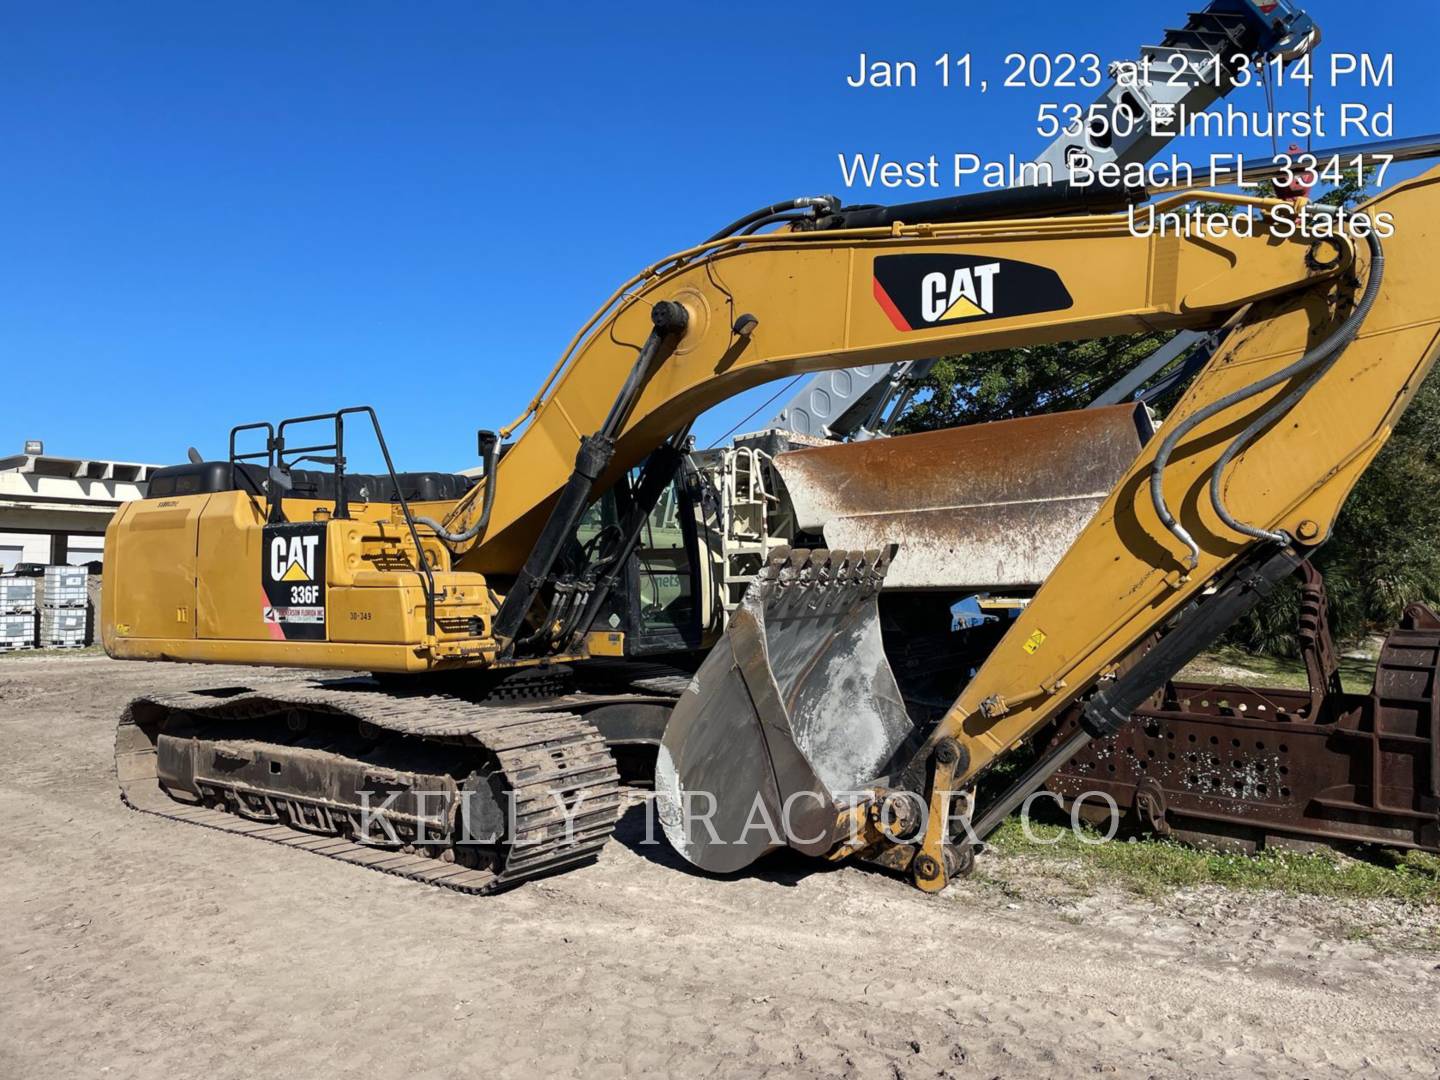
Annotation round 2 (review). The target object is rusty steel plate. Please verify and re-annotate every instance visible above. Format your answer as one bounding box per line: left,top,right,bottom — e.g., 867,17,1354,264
772,404,1151,589
1047,604,1440,854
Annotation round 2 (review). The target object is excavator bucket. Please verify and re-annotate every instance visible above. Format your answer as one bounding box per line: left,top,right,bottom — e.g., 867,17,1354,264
656,547,916,874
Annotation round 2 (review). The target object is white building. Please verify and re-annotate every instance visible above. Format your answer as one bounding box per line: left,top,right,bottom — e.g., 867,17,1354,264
0,451,161,572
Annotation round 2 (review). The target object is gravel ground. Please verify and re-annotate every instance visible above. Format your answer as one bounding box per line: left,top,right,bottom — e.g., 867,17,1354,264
3,652,1439,1078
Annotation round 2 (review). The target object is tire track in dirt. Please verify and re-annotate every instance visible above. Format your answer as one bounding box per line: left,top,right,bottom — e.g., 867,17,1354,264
2,656,1438,1078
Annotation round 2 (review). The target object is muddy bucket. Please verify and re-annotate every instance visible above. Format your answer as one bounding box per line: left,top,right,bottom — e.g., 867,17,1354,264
655,547,917,873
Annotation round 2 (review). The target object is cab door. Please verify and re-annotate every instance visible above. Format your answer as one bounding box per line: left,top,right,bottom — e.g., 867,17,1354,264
626,477,703,653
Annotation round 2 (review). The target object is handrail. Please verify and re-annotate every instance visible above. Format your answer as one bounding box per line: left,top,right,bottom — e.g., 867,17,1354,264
231,407,438,637
227,421,276,514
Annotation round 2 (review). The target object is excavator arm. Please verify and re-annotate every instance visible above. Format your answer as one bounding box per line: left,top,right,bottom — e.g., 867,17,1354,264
656,166,1440,889
108,166,1428,682
392,183,1343,672
897,168,1440,890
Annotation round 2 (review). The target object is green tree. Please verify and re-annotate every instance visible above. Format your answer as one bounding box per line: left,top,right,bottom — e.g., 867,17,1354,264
893,330,1176,434
1234,369,1440,653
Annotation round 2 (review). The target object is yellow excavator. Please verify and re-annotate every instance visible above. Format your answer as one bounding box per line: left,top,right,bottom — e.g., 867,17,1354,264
106,138,1440,894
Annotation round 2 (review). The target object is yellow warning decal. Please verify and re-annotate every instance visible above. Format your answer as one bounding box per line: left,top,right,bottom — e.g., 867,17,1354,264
1022,629,1047,654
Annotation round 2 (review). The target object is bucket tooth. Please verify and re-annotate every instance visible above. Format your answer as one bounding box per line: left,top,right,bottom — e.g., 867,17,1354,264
656,545,917,874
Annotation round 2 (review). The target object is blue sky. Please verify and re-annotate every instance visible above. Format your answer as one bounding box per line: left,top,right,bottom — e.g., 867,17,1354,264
4,1,1436,470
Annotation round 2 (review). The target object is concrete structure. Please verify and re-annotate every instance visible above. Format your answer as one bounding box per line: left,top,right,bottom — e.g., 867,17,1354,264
0,453,161,572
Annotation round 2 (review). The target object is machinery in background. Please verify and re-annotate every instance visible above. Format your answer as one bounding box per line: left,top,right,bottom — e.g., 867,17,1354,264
1047,566,1440,855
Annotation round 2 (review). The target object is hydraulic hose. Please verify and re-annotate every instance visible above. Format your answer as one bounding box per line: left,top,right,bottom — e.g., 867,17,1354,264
816,182,1147,230
415,430,499,546
492,303,689,653
704,196,838,244
1149,224,1384,568
1208,228,1385,544
740,212,811,235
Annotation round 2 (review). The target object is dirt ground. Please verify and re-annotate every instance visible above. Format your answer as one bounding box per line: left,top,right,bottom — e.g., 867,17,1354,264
3,653,1439,1079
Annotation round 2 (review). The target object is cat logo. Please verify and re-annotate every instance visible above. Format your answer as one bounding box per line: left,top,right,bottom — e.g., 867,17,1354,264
872,253,1073,332
921,263,1000,322
261,523,328,640
270,533,320,583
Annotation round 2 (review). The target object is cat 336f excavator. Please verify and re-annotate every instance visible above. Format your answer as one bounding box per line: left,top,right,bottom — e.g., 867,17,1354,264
106,137,1440,895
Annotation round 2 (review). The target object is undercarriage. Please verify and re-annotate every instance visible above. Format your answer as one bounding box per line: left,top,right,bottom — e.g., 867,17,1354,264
115,673,680,892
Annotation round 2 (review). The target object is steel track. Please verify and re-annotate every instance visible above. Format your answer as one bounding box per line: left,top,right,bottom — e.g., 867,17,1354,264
116,680,630,894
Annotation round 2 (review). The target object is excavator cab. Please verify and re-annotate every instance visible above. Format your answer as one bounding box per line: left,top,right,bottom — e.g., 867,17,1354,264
574,464,712,657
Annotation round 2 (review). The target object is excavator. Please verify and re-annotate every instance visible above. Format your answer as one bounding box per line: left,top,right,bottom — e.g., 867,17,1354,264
105,136,1440,894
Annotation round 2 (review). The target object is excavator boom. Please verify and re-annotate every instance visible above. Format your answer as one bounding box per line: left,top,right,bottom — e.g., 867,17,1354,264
108,178,1341,674
453,190,1339,577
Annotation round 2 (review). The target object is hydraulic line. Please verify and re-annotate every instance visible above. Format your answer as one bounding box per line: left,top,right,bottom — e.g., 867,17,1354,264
704,196,838,244
817,181,1147,230
1149,224,1384,567
740,212,811,235
414,430,500,546
1209,229,1385,545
